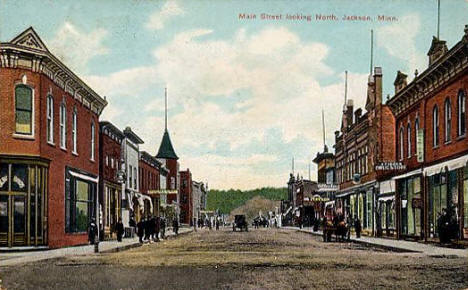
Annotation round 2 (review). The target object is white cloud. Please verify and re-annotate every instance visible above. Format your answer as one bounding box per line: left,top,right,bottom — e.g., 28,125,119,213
146,1,184,31
89,26,371,189
377,14,426,76
49,22,108,74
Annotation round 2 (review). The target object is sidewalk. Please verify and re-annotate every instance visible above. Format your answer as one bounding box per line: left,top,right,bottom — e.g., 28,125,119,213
0,227,192,267
284,226,467,258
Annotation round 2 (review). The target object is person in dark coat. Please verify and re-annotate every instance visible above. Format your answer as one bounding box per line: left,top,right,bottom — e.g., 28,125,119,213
116,218,124,242
172,218,179,235
145,216,153,242
354,217,362,238
88,218,97,245
160,217,166,239
154,216,160,241
215,219,220,230
137,218,145,243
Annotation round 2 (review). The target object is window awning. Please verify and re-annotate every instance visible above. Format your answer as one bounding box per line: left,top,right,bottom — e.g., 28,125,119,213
378,195,394,202
69,170,99,183
424,154,468,177
392,168,422,180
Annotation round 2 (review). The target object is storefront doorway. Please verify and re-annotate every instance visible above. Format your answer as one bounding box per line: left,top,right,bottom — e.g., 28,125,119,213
0,162,48,247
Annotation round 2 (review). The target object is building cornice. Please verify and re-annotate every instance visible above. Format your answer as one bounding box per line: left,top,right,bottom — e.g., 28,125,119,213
0,28,107,115
388,31,468,117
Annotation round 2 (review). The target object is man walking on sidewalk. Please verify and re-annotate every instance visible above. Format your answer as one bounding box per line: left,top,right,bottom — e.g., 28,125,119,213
116,218,124,242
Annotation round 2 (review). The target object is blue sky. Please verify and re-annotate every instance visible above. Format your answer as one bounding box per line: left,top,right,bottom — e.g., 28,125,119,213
2,0,468,189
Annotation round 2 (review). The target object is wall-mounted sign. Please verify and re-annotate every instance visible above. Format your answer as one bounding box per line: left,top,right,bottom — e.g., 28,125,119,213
352,173,361,184
417,129,424,163
148,189,178,195
375,162,406,171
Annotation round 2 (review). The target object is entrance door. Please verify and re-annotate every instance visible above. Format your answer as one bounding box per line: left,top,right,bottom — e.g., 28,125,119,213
12,195,26,246
0,195,7,245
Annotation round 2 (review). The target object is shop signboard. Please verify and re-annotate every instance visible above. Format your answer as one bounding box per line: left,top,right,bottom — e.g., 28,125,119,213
417,129,424,163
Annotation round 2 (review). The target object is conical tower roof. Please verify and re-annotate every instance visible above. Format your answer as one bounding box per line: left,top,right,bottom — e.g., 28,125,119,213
156,129,178,160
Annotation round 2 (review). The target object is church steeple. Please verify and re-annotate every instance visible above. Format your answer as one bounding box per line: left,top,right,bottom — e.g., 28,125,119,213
156,87,178,160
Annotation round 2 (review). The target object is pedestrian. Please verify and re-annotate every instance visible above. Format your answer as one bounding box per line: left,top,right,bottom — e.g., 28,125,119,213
215,218,220,230
145,216,153,242
154,216,160,241
172,218,179,235
160,217,166,239
354,216,362,238
116,218,124,242
137,218,144,243
88,218,97,245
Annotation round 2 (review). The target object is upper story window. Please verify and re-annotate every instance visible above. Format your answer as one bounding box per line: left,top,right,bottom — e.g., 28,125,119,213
433,105,439,147
407,123,411,157
90,122,95,161
128,165,132,188
399,127,404,160
15,85,33,135
458,90,466,136
60,102,67,149
46,95,54,143
133,167,137,189
444,98,451,142
72,108,78,154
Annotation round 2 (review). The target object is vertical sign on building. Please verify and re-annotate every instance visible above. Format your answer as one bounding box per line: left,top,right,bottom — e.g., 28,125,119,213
417,129,424,163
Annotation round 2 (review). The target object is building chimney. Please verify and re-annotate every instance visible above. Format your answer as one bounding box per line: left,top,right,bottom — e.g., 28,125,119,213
374,67,382,106
346,99,354,125
427,36,448,66
354,108,362,122
394,70,408,94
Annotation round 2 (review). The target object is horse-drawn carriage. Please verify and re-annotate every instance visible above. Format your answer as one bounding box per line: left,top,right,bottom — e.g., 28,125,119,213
322,217,349,242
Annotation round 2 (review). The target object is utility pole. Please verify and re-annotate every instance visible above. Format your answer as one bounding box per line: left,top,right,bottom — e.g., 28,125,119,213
165,87,168,131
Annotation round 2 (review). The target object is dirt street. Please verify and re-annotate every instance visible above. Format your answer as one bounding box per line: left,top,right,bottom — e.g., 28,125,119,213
0,228,467,289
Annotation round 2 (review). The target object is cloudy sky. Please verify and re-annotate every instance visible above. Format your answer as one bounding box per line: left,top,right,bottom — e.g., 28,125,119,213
1,0,468,190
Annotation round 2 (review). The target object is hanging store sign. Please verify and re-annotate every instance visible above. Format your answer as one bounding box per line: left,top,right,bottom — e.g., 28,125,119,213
317,183,338,191
417,129,424,163
375,162,406,171
148,189,178,195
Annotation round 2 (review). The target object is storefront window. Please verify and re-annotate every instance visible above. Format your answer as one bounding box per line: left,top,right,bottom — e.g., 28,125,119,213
429,171,454,237
66,171,95,233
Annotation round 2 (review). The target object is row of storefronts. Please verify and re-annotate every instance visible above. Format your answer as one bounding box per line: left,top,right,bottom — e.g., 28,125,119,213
0,27,205,249
285,25,468,243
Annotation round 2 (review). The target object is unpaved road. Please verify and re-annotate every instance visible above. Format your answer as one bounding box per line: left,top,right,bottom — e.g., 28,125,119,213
0,228,467,289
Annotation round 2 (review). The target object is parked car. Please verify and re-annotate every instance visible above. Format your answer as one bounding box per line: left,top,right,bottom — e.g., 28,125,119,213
233,215,248,232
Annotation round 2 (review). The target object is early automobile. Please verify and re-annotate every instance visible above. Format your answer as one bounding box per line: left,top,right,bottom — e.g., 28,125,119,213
233,215,248,232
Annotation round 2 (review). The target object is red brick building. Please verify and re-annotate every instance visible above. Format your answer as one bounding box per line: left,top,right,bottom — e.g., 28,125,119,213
0,28,107,248
334,67,396,236
179,169,192,225
387,27,468,241
99,122,124,240
139,151,161,217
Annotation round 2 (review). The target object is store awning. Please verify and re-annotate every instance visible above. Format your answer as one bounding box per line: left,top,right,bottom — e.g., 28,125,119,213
324,200,335,207
424,154,468,177
392,168,422,180
378,195,395,202
335,180,376,198
379,180,395,194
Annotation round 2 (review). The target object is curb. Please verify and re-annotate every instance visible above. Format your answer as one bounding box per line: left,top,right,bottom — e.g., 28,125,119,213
294,228,420,253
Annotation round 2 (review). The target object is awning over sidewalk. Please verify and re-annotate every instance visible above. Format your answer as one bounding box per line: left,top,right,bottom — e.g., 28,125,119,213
392,168,422,180
424,154,468,176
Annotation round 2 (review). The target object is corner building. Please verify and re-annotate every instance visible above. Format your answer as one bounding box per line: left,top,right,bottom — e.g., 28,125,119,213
0,28,107,248
388,27,468,241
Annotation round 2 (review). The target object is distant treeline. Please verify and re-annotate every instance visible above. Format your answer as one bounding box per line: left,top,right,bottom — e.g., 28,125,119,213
206,187,287,214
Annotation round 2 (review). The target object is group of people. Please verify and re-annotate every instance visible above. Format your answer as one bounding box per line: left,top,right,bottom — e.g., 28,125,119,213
197,217,221,230
134,216,180,243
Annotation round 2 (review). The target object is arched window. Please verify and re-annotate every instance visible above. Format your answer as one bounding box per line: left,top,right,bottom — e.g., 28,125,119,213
399,127,404,160
60,102,67,149
46,95,54,142
458,90,466,136
15,85,33,135
90,122,95,161
433,105,439,147
445,98,451,142
72,108,77,153
407,123,411,157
